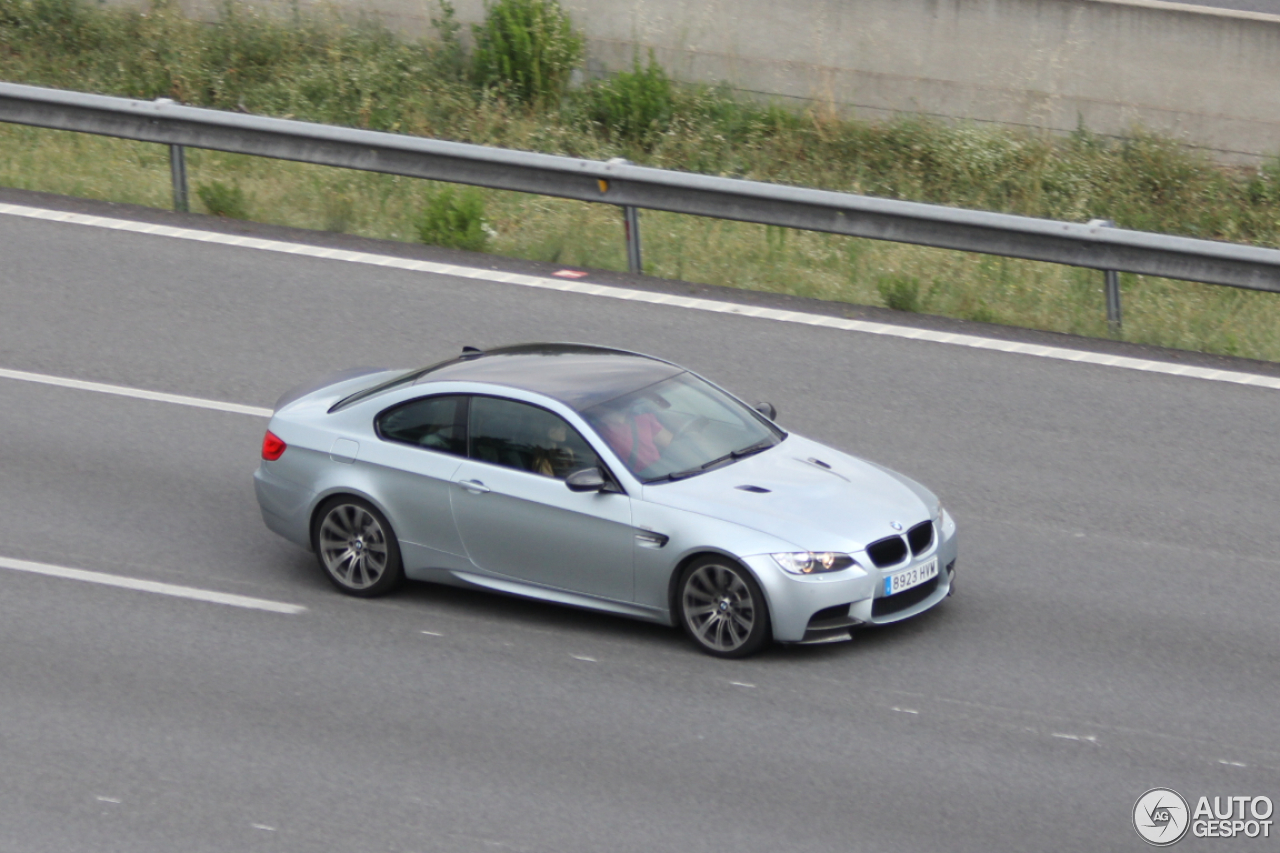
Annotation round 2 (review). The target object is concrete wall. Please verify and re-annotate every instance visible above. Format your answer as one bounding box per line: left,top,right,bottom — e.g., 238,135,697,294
174,0,1280,162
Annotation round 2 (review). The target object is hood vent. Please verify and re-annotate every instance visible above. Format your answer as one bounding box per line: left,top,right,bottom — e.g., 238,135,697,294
735,485,771,493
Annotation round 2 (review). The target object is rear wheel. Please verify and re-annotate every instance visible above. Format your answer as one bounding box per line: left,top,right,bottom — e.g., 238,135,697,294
312,497,404,597
677,556,771,658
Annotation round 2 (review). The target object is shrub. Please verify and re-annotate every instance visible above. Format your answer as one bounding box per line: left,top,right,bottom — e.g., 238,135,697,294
584,52,673,148
471,0,583,104
877,272,922,313
196,180,250,218
417,186,489,252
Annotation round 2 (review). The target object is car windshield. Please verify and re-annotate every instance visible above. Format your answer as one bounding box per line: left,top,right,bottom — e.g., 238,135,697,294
580,372,783,483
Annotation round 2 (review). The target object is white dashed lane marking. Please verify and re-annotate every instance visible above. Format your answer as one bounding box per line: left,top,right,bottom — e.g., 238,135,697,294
0,556,306,614
1051,732,1099,744
0,366,272,418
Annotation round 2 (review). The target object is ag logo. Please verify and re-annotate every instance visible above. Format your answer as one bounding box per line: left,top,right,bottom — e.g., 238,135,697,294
1134,788,1191,846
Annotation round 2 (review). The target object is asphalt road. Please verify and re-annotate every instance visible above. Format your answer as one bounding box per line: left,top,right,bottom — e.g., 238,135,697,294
1,195,1278,852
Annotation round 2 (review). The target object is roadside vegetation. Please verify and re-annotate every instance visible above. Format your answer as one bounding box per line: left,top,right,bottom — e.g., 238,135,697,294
4,0,1280,360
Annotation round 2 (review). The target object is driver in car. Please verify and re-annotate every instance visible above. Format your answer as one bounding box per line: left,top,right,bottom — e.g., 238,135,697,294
533,422,577,479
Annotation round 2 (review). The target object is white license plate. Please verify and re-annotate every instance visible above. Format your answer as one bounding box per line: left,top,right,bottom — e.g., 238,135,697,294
884,557,938,596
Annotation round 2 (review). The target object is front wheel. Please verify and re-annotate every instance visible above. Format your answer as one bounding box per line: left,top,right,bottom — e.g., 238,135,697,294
312,497,404,597
677,556,771,658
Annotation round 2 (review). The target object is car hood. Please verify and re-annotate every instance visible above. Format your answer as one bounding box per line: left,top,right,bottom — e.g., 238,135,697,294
639,434,937,554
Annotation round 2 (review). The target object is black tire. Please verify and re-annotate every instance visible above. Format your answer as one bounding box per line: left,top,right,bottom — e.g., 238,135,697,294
676,556,771,658
311,496,404,597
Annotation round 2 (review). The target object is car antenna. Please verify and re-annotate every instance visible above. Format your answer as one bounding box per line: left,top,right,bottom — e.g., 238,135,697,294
460,345,484,358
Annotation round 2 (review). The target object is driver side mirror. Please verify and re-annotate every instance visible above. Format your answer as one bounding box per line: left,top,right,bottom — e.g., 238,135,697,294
754,401,778,421
566,467,610,492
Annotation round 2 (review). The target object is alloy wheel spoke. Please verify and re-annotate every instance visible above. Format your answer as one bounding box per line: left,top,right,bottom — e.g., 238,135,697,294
320,518,348,541
725,616,743,646
714,615,731,649
685,588,715,605
709,566,727,594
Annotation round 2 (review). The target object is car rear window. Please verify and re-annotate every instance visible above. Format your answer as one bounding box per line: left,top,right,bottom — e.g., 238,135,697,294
376,395,467,456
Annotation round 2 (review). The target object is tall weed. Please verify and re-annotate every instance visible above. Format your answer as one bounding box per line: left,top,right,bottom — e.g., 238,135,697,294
471,0,583,104
583,52,673,149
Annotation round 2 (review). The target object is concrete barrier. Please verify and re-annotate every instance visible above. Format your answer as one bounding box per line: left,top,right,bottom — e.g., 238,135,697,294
154,0,1280,163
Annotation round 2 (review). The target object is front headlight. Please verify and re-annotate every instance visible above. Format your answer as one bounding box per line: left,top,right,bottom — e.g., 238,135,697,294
771,552,856,575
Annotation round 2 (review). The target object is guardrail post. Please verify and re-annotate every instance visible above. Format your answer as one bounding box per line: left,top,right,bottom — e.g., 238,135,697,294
1105,268,1122,329
623,205,642,274
169,143,189,213
1089,219,1121,329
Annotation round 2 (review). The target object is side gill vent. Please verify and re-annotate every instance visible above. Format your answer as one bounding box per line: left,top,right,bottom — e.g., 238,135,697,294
735,485,771,493
808,458,832,469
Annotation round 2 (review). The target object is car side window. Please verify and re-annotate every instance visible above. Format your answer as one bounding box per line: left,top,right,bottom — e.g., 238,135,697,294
468,396,600,479
376,395,466,456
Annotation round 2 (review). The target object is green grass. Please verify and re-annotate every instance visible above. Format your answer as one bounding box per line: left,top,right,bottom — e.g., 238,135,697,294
5,0,1280,361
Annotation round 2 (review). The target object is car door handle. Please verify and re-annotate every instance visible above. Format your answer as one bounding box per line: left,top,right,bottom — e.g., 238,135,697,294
458,479,490,494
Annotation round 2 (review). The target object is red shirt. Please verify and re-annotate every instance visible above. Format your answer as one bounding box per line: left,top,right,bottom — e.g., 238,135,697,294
600,412,665,471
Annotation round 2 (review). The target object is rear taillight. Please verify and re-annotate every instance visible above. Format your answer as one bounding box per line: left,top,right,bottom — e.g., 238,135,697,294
262,430,287,461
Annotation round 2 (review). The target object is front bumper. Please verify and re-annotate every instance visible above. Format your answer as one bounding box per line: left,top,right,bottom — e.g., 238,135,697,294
747,513,959,643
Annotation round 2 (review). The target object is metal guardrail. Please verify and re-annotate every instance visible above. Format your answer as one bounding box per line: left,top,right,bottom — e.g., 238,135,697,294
4,80,1280,327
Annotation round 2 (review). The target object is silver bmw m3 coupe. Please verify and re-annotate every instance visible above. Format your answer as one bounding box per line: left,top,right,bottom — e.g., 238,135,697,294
254,344,957,657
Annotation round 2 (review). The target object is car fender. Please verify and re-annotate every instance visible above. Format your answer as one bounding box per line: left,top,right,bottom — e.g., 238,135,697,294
631,498,804,621
305,469,404,548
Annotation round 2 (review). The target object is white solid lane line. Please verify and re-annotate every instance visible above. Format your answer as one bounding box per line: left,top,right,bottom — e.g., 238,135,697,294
0,366,272,418
0,556,305,614
3,201,1280,393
